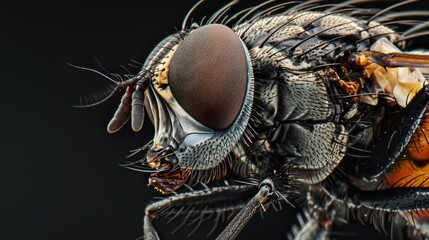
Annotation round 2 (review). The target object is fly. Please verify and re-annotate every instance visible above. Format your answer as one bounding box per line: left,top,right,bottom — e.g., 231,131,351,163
77,0,429,239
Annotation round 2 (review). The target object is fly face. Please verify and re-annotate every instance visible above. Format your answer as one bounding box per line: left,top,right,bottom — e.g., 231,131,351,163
140,24,254,194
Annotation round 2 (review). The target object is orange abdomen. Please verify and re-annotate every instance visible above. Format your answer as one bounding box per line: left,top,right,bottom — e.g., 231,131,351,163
385,107,429,219
406,108,429,162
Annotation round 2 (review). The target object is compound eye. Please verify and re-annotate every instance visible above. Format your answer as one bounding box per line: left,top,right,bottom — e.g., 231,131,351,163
169,24,249,130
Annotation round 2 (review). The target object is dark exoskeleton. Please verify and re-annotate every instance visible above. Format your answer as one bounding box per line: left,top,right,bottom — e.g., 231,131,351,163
82,0,429,239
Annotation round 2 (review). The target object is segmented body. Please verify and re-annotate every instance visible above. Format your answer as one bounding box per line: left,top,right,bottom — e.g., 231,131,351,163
232,12,383,184
229,10,429,238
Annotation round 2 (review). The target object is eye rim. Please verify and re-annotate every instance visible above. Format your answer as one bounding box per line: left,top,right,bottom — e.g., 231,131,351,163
174,36,255,170
168,24,250,131
142,23,255,171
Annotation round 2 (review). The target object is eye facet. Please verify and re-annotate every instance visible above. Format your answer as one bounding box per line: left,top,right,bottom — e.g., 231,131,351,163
169,24,249,130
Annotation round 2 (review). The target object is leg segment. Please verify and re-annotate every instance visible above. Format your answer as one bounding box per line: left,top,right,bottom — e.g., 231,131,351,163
324,178,429,239
288,186,340,240
361,84,429,180
215,179,274,240
327,178,429,212
347,51,429,69
353,188,429,212
350,187,429,239
143,185,256,240
288,208,335,240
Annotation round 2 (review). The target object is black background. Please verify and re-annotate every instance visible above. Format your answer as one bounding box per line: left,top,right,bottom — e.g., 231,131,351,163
2,1,427,239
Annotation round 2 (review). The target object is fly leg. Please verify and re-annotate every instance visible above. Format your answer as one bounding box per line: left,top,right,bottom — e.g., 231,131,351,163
326,177,429,215
341,50,429,179
288,186,339,240
360,84,429,180
349,188,429,213
143,185,257,240
288,207,336,240
348,187,429,238
325,178,429,238
346,51,429,69
215,178,274,240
